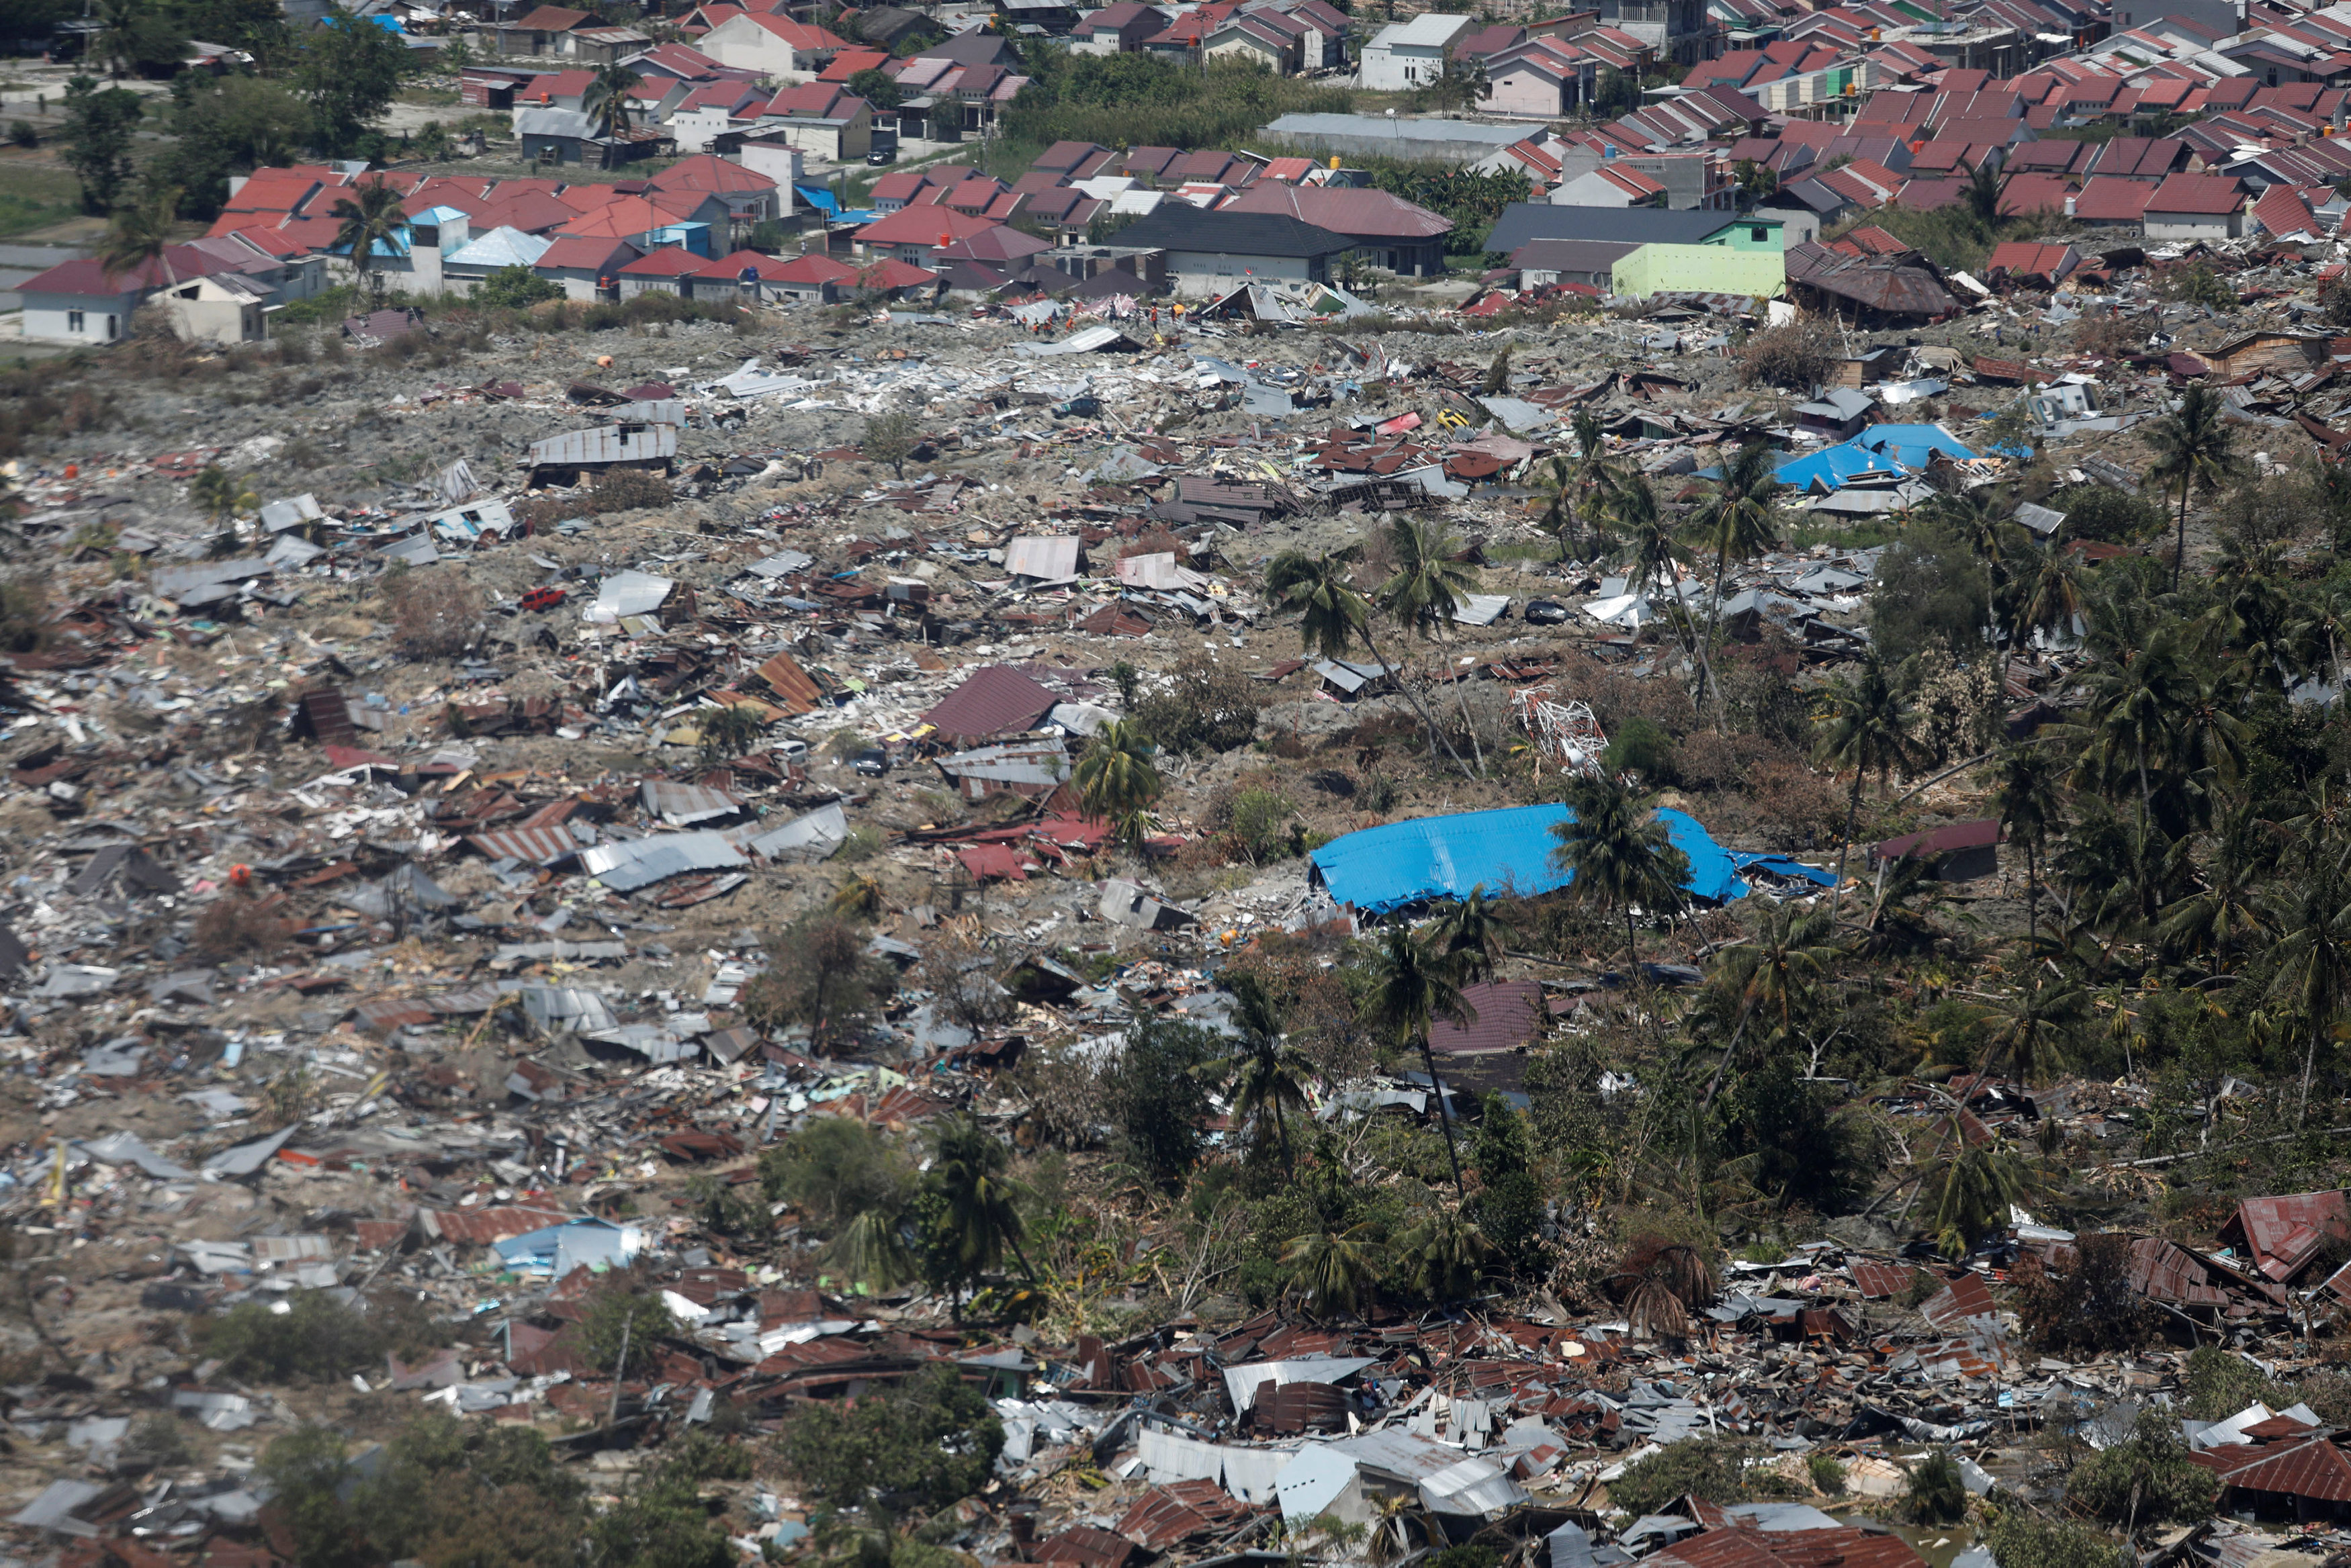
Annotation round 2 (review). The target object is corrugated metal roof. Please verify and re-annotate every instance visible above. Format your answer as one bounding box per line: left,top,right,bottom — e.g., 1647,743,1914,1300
2207,1436,2351,1502
1849,1261,1921,1297
422,1205,574,1244
641,779,744,825
2221,1191,2350,1279
1917,1271,1997,1328
468,826,582,865
525,423,679,468
1004,535,1082,580
758,648,825,713
578,830,746,890
1429,980,1546,1056
921,665,1061,742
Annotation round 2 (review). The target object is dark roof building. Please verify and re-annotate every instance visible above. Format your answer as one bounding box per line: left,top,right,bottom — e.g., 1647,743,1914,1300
1485,201,1748,254
1110,207,1355,293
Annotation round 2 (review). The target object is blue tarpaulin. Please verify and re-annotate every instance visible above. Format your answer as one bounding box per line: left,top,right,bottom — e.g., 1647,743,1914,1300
1309,804,1748,915
1773,422,1978,492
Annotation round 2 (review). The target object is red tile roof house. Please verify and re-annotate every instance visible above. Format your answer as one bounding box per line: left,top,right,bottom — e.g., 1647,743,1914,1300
2070,175,2156,228
616,244,708,298
2145,172,2249,240
697,12,850,81
762,251,857,301
535,234,643,299
648,154,785,224
17,244,269,347
689,247,816,303
854,205,1008,265
1070,0,1166,53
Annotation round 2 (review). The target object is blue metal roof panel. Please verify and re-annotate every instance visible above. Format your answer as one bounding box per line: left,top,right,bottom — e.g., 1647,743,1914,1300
1308,804,1745,915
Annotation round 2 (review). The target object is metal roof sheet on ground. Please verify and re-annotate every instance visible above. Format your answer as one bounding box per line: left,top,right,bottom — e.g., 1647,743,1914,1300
641,779,744,825
922,664,1061,741
748,802,848,860
468,826,582,865
594,570,674,618
1310,804,1746,915
1917,1270,1998,1328
1849,1260,1921,1297
2221,1191,2350,1277
578,829,746,890
1005,535,1083,582
1221,1356,1377,1412
2201,1436,2351,1502
526,424,678,469
758,648,825,712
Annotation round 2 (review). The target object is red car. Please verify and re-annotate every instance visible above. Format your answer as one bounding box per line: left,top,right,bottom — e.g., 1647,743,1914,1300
520,587,568,612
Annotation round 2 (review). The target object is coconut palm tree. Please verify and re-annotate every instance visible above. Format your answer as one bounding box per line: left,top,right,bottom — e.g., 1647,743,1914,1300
1684,439,1782,708
1609,473,1710,696
1534,405,1619,560
1429,883,1517,983
97,185,180,293
1927,484,2018,653
926,1116,1033,1294
2008,535,2086,681
1984,974,2087,1084
1926,1140,2031,1260
1607,1239,1714,1340
1360,926,1472,1199
824,1207,914,1291
1073,719,1161,854
1398,1206,1489,1304
187,465,257,528
1812,653,1925,911
1548,772,1691,980
1994,746,2066,954
2266,861,2351,1125
1266,549,1466,776
1376,514,1484,774
2143,383,2246,592
1701,903,1839,1101
582,60,644,144
1281,1222,1382,1320
1964,154,2002,224
330,177,410,302
1196,969,1315,1165
94,0,142,80
2069,629,2189,832
2158,801,2270,976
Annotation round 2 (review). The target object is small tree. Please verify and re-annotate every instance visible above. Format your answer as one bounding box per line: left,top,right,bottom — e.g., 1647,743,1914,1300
861,408,921,478
577,1280,681,1375
473,263,562,309
740,911,896,1048
2012,1231,2156,1353
1075,718,1162,852
2067,1409,2220,1528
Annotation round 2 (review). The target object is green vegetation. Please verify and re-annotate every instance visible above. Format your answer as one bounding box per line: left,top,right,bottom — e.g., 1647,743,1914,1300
779,1364,1004,1512
1004,49,1351,152
2066,1409,2219,1524
1607,1440,1758,1516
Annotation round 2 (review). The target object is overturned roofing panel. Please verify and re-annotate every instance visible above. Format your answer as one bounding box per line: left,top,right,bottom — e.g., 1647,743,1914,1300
577,830,746,890
921,665,1061,743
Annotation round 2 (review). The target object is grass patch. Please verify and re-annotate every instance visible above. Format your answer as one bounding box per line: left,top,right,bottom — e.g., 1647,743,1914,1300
1779,512,1905,551
1826,203,2093,273
0,159,87,238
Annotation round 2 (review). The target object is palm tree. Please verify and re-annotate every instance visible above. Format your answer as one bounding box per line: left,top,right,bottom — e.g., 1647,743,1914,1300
2266,862,2351,1125
1267,549,1466,776
1610,473,1710,692
2069,630,2188,831
1927,485,2017,653
1281,1222,1382,1319
1073,719,1161,853
830,873,885,920
1548,772,1691,980
582,60,644,144
1926,1140,2031,1260
824,1207,914,1291
1398,1207,1489,1304
2158,800,2270,976
2143,383,2246,592
1361,927,1472,1199
94,0,142,79
330,177,410,302
926,1116,1033,1295
1813,654,1926,911
1607,1239,1714,1340
187,465,257,528
1993,747,2066,953
1376,514,1484,774
1964,154,2003,224
1197,969,1315,1164
98,185,180,293
1429,884,1517,982
1534,405,1619,560
2009,535,2086,680
1701,903,1838,1099
1685,439,1782,708
1984,974,2086,1084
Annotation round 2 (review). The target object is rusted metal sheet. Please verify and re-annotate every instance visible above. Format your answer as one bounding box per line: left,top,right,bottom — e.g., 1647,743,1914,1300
466,827,583,866
757,649,825,714
1916,1271,1996,1328
419,1205,573,1245
1785,241,1961,321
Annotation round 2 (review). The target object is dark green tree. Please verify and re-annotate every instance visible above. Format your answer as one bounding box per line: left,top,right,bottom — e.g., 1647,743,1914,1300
298,13,411,155
779,1363,1004,1512
60,75,142,214
1108,1015,1218,1188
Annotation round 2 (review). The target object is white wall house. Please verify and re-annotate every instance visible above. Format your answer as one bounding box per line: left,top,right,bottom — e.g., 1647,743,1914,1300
1356,13,1475,89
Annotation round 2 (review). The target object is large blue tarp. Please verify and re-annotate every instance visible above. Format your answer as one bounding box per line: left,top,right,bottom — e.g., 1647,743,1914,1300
1308,803,1748,915
1773,422,1978,492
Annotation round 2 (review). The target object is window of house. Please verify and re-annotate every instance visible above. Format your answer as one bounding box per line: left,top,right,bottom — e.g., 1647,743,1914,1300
105,315,117,339
1751,225,1767,240
66,310,83,332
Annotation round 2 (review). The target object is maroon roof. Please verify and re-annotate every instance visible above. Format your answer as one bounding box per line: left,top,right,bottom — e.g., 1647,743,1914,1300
2148,172,2246,216
1427,980,1546,1056
1918,1271,1997,1327
2199,1437,2351,1503
2072,175,2155,222
2219,1191,2350,1279
921,664,1061,743
1874,818,1999,862
1849,1260,1924,1297
19,243,239,299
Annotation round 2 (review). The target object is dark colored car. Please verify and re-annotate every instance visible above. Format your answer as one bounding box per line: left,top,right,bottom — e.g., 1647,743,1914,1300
852,748,891,777
1523,598,1570,625
866,140,898,165
520,587,568,612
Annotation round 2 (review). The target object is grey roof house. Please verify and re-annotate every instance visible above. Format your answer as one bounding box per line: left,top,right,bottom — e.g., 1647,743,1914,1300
1109,207,1354,296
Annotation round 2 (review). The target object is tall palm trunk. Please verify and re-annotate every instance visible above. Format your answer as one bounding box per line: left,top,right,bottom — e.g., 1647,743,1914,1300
1624,906,1639,984
2174,471,2190,593
2025,842,2038,954
1417,1035,1464,1199
1357,616,1472,779
1833,770,1865,916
